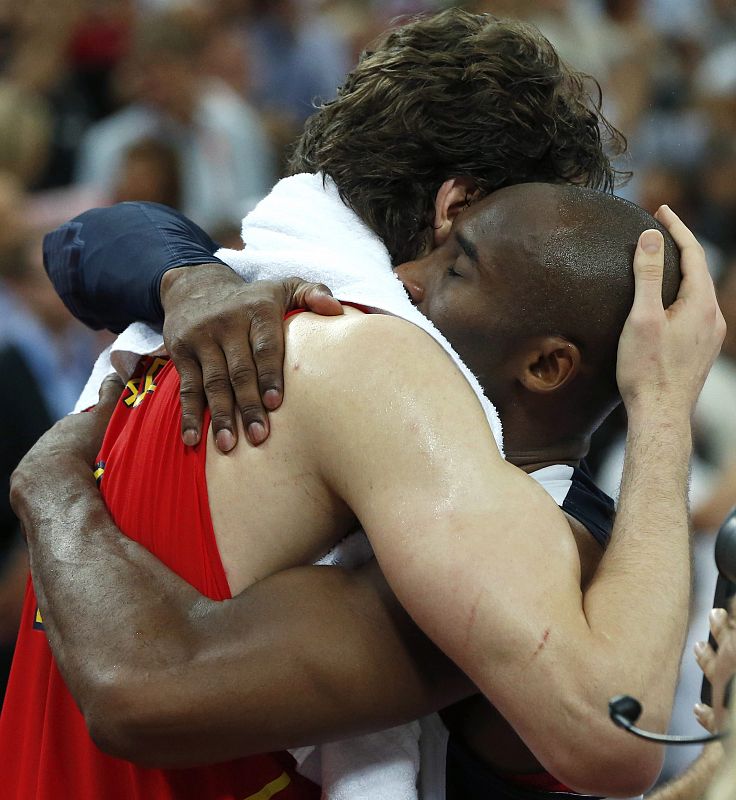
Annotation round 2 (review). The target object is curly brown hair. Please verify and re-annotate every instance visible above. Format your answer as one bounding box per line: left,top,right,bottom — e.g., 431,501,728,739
289,9,627,265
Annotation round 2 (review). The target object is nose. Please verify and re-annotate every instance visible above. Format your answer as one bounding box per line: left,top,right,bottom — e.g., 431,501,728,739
395,263,425,305
403,278,425,305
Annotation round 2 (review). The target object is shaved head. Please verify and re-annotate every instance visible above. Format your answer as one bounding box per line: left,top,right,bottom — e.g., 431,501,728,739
475,183,680,425
541,185,679,369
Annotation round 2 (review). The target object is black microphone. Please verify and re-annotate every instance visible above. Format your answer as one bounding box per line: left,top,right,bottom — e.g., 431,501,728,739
715,507,736,583
701,508,736,707
609,695,728,744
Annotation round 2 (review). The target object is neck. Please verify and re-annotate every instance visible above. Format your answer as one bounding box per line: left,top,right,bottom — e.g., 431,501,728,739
499,401,591,474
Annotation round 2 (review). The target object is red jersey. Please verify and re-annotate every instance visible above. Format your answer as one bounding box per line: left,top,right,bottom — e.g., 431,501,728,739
0,357,319,800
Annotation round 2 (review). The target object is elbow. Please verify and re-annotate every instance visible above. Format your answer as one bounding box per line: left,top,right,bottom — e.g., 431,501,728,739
546,733,664,797
83,670,176,767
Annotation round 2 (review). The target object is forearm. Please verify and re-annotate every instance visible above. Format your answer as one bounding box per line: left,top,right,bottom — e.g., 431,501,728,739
533,411,693,792
43,202,227,333
583,410,692,727
17,456,468,767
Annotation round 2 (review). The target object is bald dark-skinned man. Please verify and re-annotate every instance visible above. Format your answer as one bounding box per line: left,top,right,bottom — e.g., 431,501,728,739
6,184,724,800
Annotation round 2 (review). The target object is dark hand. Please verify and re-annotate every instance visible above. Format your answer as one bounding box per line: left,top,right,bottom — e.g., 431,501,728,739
9,375,123,525
160,263,343,452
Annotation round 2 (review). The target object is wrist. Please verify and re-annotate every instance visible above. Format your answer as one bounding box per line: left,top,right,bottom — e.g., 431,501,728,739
623,413,693,489
625,396,693,433
159,266,187,309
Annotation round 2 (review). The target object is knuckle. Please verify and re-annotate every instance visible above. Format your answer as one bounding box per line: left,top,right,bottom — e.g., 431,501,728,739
636,264,664,280
166,334,187,356
628,319,662,342
177,371,202,395
228,361,255,386
210,410,234,428
628,309,660,331
212,310,236,333
256,369,280,388
238,403,264,424
178,379,203,400
203,373,231,394
251,337,278,359
249,298,275,318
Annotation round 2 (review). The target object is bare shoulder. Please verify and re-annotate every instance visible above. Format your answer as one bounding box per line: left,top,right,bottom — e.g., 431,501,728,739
281,307,507,502
283,308,479,405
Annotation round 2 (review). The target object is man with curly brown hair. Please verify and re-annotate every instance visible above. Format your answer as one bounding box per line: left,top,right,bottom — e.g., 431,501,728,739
292,9,625,267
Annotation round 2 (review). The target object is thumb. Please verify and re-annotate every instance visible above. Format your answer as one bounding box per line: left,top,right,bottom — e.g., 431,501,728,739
630,229,666,316
293,281,343,316
97,373,125,411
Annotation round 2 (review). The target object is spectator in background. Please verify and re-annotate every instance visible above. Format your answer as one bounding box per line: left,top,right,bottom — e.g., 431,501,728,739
695,143,736,261
0,1,117,189
691,261,736,533
0,81,52,189
76,9,275,230
112,138,181,209
246,0,349,124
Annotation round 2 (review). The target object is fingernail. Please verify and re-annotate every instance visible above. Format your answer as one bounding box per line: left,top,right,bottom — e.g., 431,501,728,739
694,703,706,715
694,641,707,655
248,421,267,445
216,429,235,452
182,429,199,447
263,389,282,410
711,608,728,624
641,230,662,254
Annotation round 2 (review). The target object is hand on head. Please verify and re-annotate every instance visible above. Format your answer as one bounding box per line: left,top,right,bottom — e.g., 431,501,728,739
616,205,726,419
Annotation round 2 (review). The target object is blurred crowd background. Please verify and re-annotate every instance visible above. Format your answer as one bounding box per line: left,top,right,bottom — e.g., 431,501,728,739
0,0,734,789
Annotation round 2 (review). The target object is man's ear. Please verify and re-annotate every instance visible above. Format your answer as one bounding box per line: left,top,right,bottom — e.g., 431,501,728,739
517,337,581,393
433,177,480,247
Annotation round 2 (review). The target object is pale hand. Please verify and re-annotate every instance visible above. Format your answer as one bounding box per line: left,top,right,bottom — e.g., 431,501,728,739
616,205,726,419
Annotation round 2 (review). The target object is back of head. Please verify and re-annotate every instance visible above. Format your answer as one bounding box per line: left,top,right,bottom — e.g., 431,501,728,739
289,9,627,265
519,184,681,425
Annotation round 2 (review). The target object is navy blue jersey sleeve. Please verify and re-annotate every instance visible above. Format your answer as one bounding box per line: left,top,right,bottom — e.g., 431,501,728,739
43,202,228,334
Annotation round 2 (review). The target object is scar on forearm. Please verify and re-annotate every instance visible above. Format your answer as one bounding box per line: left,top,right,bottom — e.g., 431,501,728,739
533,627,551,657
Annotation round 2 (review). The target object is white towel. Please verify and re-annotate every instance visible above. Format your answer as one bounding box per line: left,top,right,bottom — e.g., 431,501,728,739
291,723,423,800
74,172,505,799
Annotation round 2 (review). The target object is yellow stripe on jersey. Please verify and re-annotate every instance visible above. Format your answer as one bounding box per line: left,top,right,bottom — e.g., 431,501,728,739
124,357,169,408
242,771,291,800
